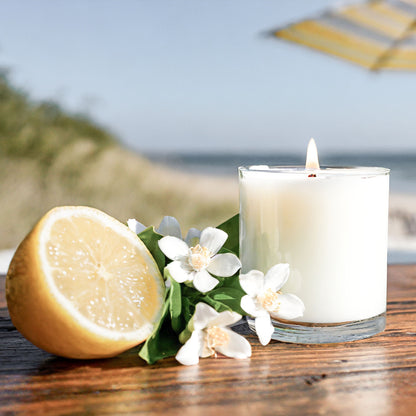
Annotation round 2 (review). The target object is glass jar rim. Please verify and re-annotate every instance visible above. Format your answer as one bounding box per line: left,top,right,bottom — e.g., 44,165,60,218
238,165,390,177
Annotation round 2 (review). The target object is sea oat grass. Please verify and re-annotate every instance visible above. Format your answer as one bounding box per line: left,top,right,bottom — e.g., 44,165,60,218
0,70,237,249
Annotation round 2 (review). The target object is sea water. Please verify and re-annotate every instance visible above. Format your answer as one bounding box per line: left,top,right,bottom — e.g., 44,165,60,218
146,152,416,194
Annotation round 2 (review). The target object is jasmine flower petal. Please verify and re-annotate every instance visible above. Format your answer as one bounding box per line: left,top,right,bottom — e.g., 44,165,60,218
255,315,274,346
209,310,242,328
166,261,192,283
158,236,189,260
157,216,182,239
199,227,228,255
270,293,305,321
240,295,265,318
193,303,220,330
175,330,203,366
216,328,252,359
193,269,219,293
207,253,241,277
239,270,265,297
264,263,290,291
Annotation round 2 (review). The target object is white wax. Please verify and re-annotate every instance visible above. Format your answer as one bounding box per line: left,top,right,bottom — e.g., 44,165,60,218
239,166,390,323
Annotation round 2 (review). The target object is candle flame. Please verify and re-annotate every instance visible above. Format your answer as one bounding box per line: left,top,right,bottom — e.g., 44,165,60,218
306,138,320,169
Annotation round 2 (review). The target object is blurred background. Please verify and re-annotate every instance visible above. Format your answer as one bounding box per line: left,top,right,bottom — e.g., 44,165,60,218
1,0,416,270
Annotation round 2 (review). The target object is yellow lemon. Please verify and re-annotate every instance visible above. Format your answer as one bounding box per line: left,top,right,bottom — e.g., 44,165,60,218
6,206,165,359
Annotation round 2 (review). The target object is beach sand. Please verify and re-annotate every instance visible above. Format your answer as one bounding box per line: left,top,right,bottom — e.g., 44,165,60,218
389,193,416,251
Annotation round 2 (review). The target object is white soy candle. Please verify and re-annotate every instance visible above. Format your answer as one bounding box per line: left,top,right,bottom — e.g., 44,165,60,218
239,140,390,342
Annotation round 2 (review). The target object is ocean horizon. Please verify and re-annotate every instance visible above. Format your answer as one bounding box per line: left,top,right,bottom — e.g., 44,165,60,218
145,151,416,194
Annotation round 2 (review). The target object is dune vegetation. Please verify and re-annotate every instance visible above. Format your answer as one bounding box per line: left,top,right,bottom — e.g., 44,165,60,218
0,70,238,250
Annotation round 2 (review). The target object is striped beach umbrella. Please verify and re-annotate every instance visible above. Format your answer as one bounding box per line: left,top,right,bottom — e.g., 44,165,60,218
271,0,416,70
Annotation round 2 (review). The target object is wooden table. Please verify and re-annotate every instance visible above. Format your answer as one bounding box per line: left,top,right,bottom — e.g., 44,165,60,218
1,266,416,415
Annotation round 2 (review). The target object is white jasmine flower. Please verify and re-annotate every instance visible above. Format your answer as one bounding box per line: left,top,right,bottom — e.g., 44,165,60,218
158,227,241,293
176,303,251,366
127,216,201,243
240,264,305,346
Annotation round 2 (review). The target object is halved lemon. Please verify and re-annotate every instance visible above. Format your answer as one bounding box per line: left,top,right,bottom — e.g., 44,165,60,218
6,206,165,359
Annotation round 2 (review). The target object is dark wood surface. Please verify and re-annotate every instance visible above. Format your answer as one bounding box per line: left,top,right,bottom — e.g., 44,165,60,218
1,266,416,416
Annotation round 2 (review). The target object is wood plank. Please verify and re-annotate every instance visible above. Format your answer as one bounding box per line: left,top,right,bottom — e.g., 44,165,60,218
1,265,416,415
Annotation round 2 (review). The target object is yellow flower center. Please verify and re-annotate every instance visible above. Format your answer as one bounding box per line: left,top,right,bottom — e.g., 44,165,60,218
258,288,281,312
207,326,229,350
189,244,211,271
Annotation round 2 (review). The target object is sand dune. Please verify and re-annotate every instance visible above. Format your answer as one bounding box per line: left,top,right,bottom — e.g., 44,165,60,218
0,144,238,250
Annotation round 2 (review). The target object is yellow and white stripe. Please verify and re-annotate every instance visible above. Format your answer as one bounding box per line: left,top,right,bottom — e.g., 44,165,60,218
381,25,416,68
273,0,416,70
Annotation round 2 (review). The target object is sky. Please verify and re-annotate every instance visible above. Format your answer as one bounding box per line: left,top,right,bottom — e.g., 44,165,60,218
1,0,416,154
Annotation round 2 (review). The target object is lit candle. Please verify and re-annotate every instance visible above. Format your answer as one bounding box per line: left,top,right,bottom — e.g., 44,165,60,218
239,140,390,343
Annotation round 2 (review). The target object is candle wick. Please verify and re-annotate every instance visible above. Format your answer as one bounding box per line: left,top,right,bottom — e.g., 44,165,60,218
308,173,317,178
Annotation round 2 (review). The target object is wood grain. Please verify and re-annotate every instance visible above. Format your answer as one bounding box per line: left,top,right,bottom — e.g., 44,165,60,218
1,265,416,416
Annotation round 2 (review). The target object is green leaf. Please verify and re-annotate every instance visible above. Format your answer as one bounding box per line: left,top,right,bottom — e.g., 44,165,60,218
166,270,185,334
214,273,242,290
217,213,239,256
182,294,197,324
180,271,246,317
208,287,246,315
199,294,232,313
137,226,166,273
138,293,181,365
